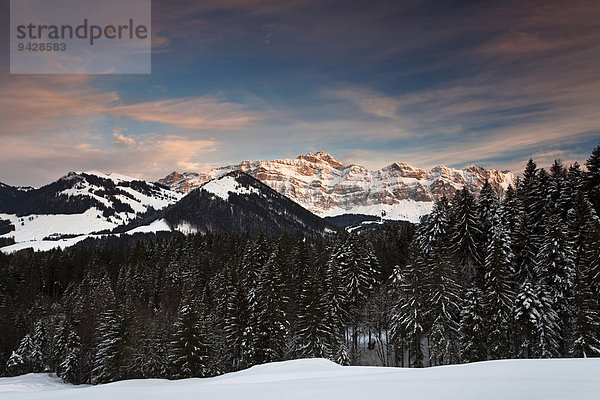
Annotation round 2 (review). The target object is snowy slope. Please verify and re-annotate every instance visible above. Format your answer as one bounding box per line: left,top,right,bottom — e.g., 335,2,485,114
0,358,598,400
160,152,515,223
156,171,338,238
200,175,261,200
0,172,182,253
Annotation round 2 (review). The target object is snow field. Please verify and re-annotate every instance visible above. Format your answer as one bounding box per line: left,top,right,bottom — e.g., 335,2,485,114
0,358,598,400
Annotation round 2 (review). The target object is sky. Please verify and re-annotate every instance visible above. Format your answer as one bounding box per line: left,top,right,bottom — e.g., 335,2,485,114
1,0,599,187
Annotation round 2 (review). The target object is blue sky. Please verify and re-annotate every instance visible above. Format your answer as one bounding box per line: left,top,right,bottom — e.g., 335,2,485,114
1,0,599,186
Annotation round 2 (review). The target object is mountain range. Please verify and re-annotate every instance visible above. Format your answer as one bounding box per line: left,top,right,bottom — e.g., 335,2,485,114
159,151,515,222
0,152,514,253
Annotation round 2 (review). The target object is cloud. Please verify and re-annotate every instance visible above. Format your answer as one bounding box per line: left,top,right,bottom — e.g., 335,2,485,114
0,76,118,135
113,131,137,147
324,87,401,119
108,96,262,130
0,75,267,137
0,132,217,186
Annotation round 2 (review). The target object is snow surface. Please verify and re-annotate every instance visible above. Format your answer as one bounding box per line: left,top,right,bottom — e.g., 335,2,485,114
201,175,261,201
126,219,171,234
0,358,598,400
0,209,116,243
0,373,84,393
0,171,183,253
81,171,138,184
320,200,434,224
0,218,176,254
0,235,97,253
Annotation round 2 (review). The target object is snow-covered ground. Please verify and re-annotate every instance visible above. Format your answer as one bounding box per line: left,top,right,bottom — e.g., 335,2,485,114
319,200,434,224
0,218,174,254
1,358,598,400
0,171,183,254
201,175,261,201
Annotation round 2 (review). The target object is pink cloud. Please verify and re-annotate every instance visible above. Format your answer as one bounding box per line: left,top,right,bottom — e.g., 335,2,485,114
107,96,262,130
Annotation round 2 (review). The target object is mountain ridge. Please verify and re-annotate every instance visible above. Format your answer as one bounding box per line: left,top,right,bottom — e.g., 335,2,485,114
159,151,515,223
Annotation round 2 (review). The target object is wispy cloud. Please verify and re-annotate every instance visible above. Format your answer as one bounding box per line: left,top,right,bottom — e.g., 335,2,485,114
0,132,217,186
108,96,263,130
323,87,401,119
113,130,137,147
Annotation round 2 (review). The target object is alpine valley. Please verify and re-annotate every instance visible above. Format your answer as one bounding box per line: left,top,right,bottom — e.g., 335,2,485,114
0,152,514,253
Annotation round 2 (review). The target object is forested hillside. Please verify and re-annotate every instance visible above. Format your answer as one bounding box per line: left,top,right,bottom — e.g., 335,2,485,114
0,145,598,384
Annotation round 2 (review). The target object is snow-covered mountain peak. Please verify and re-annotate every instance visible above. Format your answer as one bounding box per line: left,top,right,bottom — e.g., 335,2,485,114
159,152,515,223
384,162,428,178
296,151,345,168
201,173,261,201
82,170,140,183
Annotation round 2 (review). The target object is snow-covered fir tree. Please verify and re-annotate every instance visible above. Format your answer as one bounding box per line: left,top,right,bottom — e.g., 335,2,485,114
391,244,427,367
92,307,127,384
425,238,461,365
223,269,252,371
513,281,560,358
450,187,482,286
296,262,331,358
60,328,81,383
252,250,289,365
459,288,487,363
170,300,212,378
483,212,515,359
324,245,350,364
418,196,451,254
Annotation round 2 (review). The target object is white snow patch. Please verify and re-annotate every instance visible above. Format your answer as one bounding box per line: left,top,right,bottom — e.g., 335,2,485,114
201,176,261,201
126,219,171,234
0,234,113,254
174,221,198,235
0,373,85,393
318,199,434,224
0,209,116,243
82,171,138,183
0,358,598,400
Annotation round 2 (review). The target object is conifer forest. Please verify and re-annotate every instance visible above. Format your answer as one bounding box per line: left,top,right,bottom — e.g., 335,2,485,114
1,145,599,385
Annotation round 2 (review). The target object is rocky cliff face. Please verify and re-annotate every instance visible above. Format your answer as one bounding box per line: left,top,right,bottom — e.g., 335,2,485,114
158,152,515,223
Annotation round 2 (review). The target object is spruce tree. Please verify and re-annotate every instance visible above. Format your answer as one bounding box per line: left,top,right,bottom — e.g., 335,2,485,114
5,333,36,376
450,187,482,286
92,307,127,384
170,300,212,378
513,281,538,358
53,318,69,378
535,213,575,355
60,329,81,384
324,246,349,363
532,286,561,358
483,212,515,359
426,238,461,365
391,244,427,367
252,251,289,364
513,282,560,358
296,263,331,358
477,180,499,248
331,233,379,359
568,191,600,357
585,144,600,213
31,320,47,372
459,288,487,362
5,351,25,376
223,269,251,371
419,196,451,255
